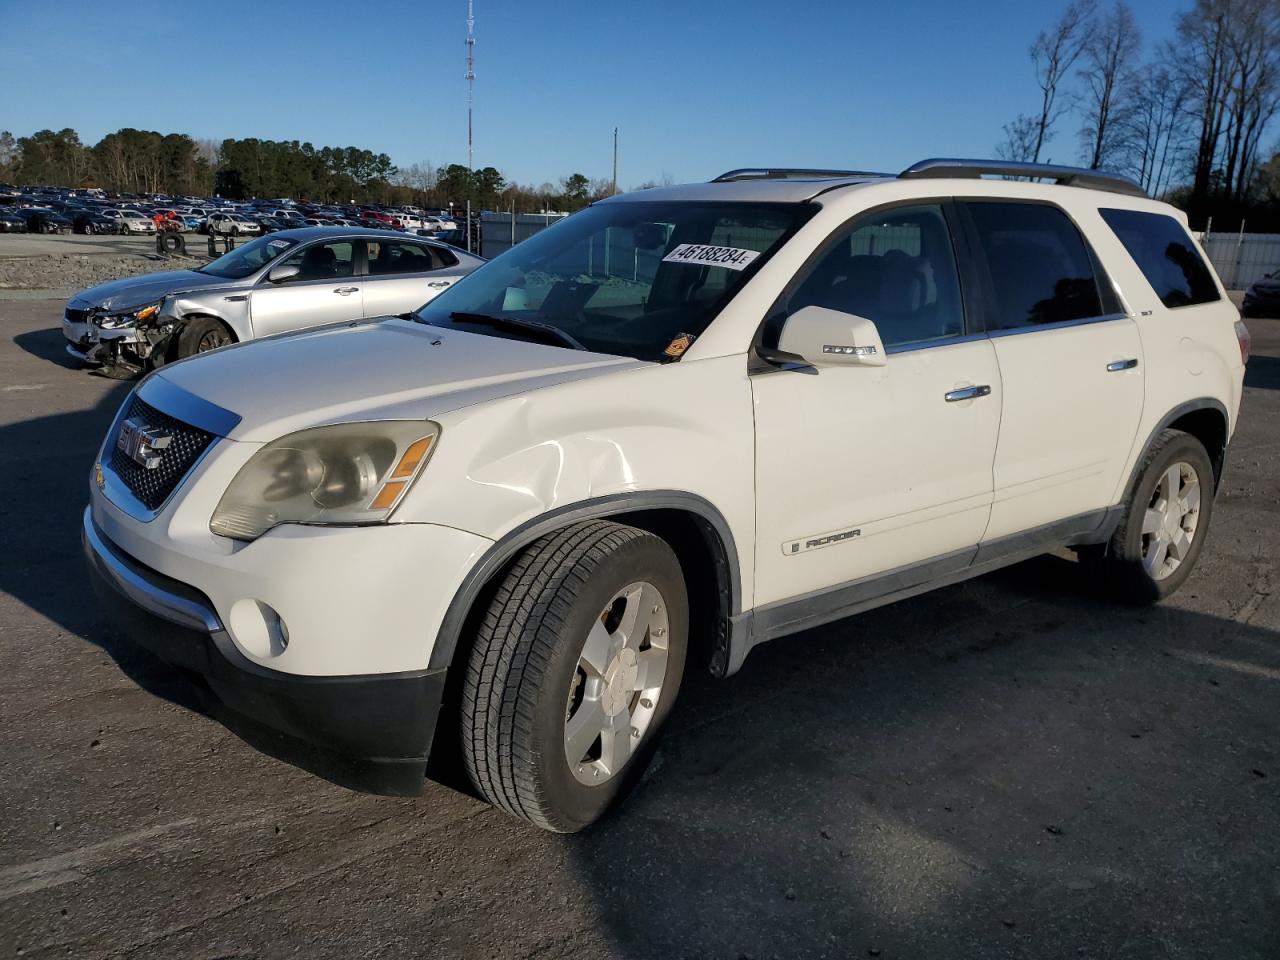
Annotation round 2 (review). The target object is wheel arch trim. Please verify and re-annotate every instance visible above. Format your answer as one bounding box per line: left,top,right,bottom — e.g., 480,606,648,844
427,491,742,672
1122,397,1230,501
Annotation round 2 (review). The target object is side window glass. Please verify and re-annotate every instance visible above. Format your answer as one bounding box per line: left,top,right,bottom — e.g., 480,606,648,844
1098,208,1220,308
965,201,1103,329
784,203,964,349
366,241,437,276
276,241,355,282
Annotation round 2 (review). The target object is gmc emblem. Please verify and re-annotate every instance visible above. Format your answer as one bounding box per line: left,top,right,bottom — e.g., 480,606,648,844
117,417,172,470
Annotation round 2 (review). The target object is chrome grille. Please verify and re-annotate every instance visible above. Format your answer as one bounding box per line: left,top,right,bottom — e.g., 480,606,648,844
108,395,215,511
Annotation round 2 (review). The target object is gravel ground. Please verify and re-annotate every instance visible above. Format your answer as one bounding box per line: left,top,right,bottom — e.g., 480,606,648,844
0,233,216,294
0,299,1278,959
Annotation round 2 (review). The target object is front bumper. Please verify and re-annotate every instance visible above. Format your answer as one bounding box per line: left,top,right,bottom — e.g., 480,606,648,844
83,509,448,795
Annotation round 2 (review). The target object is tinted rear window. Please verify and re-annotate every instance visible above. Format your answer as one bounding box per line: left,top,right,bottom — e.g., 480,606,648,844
1098,208,1219,309
965,201,1103,330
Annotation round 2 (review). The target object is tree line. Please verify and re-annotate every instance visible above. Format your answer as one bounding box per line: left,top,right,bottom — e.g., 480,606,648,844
0,127,614,213
1000,0,1280,229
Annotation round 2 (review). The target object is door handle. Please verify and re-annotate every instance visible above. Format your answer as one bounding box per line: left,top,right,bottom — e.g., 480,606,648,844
334,286,359,296
944,385,992,402
1106,358,1139,371
427,280,451,288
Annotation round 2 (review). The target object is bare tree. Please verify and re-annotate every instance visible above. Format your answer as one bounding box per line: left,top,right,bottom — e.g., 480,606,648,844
1220,0,1280,202
1028,0,1097,162
1124,62,1193,196
997,115,1042,162
1078,1,1142,168
1174,0,1235,204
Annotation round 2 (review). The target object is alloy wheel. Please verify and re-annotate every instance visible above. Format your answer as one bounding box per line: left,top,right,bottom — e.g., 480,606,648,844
564,581,670,786
1141,461,1202,580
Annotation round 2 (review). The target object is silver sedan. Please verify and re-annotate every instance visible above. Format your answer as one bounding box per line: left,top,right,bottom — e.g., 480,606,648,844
62,227,486,376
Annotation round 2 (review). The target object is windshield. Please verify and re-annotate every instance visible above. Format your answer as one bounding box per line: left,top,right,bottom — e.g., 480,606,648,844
417,200,814,361
198,235,298,279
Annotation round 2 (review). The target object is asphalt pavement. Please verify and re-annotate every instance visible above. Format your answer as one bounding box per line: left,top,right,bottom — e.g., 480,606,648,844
1,299,1279,959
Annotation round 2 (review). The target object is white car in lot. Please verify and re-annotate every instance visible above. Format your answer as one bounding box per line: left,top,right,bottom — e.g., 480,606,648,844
103,209,156,234
84,159,1247,832
207,212,262,236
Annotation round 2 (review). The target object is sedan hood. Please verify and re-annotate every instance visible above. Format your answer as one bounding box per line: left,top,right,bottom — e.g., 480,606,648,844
68,269,239,313
144,317,645,443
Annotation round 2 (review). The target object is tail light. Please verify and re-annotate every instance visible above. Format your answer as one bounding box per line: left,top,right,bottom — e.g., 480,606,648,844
1235,319,1251,366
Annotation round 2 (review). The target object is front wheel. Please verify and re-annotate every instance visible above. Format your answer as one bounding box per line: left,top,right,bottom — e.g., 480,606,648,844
175,316,234,358
461,521,688,832
1104,429,1214,603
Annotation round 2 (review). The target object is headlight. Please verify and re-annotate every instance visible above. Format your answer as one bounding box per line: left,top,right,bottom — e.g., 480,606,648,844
209,421,439,541
98,300,163,329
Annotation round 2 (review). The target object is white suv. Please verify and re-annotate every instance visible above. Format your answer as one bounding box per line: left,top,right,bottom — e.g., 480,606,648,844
84,159,1248,832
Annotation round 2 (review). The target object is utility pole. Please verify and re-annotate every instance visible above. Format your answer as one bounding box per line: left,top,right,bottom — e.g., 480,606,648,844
612,127,618,196
465,0,475,252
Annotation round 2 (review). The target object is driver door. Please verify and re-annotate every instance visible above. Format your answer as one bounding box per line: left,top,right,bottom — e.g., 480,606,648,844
249,239,363,337
751,202,1001,610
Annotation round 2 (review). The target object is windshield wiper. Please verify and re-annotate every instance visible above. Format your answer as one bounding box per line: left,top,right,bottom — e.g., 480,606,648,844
448,312,586,351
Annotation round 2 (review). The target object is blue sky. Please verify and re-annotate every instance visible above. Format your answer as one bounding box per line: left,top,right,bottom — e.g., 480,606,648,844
2,0,1184,188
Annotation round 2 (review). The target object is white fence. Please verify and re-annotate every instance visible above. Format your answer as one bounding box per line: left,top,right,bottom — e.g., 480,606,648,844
1197,231,1280,289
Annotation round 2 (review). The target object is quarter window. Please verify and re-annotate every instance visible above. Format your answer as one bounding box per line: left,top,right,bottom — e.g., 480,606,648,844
965,201,1104,329
1098,208,1220,308
783,203,965,349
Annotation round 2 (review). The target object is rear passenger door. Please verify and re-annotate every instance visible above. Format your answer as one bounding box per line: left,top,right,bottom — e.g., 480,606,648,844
361,240,463,317
959,200,1144,542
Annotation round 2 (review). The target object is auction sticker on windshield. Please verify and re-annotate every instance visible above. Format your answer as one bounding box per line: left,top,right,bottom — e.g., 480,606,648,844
662,243,760,271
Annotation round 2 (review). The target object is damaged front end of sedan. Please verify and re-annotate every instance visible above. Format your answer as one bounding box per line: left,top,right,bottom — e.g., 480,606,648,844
72,300,180,379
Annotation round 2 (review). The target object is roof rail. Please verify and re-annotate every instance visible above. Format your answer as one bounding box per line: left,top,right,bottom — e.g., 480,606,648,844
711,168,888,183
899,158,1146,198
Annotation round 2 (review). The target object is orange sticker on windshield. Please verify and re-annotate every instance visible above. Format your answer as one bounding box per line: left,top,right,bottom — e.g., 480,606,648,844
663,333,695,358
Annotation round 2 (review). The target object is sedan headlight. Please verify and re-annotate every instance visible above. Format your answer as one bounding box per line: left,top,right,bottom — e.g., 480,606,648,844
209,421,439,541
98,300,163,329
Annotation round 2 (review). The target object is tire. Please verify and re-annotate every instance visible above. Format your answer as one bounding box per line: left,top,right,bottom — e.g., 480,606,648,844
1104,428,1215,604
461,520,689,832
121,224,131,235
176,316,234,358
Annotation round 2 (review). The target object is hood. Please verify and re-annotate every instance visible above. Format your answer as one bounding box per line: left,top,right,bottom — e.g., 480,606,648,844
68,269,239,313
144,317,645,443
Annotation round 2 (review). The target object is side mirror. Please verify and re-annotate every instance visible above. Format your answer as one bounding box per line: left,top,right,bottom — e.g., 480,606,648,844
267,263,300,284
777,305,887,367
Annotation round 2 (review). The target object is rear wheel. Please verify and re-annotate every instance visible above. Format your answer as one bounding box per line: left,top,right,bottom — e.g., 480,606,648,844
1104,429,1214,603
176,316,234,358
461,521,688,832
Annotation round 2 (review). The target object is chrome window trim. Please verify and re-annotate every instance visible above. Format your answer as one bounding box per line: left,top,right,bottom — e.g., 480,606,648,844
883,312,1130,355
984,311,1129,338
884,331,989,355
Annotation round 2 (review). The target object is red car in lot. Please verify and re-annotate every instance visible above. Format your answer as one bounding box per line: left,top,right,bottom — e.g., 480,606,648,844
359,209,403,229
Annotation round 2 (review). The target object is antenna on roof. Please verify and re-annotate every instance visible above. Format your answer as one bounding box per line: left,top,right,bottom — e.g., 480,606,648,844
465,0,475,174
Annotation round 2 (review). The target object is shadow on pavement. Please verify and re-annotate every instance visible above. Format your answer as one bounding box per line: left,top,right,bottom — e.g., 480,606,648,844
566,557,1280,958
1244,353,1279,390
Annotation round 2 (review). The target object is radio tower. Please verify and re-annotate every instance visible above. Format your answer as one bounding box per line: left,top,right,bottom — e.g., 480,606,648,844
465,0,475,173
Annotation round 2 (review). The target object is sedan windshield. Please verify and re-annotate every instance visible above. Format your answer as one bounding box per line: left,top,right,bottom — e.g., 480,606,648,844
417,200,815,362
198,235,298,279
